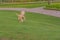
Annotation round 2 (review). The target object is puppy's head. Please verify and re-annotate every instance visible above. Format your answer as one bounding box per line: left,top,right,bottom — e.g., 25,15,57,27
21,10,25,15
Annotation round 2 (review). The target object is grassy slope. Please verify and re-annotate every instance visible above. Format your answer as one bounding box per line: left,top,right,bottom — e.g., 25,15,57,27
0,3,47,8
0,10,60,40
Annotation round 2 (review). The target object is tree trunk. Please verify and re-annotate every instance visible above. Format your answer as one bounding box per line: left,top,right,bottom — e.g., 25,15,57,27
12,0,13,3
48,0,50,5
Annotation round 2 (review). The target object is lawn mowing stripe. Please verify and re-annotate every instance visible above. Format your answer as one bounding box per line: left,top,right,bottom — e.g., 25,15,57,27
5,16,58,27
27,20,58,27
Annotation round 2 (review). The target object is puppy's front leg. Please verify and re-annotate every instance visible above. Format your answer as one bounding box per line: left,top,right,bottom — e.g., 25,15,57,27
23,16,25,21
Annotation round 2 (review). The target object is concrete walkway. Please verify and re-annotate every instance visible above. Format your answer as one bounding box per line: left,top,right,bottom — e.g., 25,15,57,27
0,7,60,17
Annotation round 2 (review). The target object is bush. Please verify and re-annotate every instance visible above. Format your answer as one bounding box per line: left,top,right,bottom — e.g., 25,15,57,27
45,3,60,10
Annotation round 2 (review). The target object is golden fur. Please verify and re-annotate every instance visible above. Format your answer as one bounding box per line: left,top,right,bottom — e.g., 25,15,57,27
16,11,25,23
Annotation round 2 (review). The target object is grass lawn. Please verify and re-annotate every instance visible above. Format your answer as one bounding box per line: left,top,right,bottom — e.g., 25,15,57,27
45,3,60,10
0,10,60,40
0,3,47,8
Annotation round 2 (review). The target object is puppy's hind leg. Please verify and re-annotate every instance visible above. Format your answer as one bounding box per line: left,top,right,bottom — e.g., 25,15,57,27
20,19,24,23
18,18,21,23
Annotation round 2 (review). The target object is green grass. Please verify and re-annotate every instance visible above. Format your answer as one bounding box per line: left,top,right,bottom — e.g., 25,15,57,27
45,3,60,10
0,10,60,40
0,3,47,8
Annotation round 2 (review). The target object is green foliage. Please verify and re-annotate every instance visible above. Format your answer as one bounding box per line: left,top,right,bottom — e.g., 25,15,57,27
0,0,40,2
45,3,60,10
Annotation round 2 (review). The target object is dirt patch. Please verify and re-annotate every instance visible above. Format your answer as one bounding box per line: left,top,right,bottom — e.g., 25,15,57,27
0,7,60,17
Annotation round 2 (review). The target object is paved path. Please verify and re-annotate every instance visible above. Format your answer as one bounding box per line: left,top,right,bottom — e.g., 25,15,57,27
0,7,60,17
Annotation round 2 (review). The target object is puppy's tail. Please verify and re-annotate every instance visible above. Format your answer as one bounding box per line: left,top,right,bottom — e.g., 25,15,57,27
16,13,19,16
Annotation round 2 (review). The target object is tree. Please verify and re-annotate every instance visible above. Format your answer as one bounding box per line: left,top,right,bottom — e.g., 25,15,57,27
48,0,51,5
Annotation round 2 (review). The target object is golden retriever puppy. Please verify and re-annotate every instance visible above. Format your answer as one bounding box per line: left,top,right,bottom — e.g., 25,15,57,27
16,11,25,23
